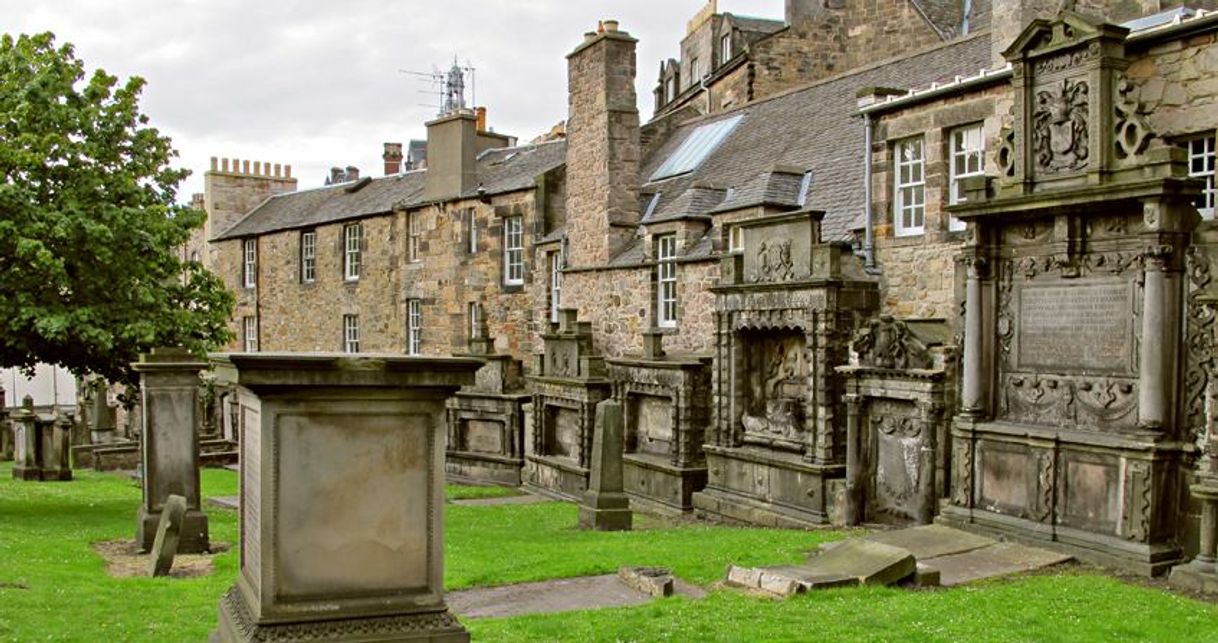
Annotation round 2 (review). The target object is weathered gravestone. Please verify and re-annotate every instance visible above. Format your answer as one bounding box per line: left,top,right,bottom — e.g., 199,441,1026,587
90,379,118,444
578,399,632,531
148,494,187,577
132,348,209,554
0,384,11,462
10,396,70,481
11,396,40,480
210,353,480,643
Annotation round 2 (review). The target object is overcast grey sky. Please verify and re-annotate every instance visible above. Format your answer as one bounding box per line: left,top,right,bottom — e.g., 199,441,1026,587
7,0,785,198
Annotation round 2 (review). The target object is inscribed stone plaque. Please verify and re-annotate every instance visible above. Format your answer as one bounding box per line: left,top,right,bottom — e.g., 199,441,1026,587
544,406,580,459
1063,459,1119,532
146,388,197,511
634,395,673,456
465,420,503,454
1017,281,1133,372
275,413,429,599
979,448,1028,515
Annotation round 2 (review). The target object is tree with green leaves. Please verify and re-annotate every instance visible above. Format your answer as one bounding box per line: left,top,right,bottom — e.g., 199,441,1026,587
0,32,233,387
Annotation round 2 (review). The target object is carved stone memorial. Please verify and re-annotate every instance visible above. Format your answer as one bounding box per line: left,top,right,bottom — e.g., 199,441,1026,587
578,398,633,531
446,316,531,486
694,209,878,526
524,309,611,500
944,12,1202,575
133,348,209,554
607,331,712,514
210,353,480,643
838,316,954,526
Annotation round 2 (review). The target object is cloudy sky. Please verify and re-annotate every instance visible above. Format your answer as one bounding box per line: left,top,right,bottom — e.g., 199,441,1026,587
8,0,786,199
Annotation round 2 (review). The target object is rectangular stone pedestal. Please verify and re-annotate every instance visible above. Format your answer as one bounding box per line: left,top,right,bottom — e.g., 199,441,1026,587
693,446,842,528
210,353,480,643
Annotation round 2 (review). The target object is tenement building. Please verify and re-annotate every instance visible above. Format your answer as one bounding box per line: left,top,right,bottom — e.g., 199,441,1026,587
206,0,1218,583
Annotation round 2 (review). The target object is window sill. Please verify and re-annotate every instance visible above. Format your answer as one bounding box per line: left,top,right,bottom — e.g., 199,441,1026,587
502,282,524,294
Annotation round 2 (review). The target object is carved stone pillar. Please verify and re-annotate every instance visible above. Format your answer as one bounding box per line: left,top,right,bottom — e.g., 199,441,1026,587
916,400,943,525
843,393,862,526
961,257,988,415
1139,243,1175,430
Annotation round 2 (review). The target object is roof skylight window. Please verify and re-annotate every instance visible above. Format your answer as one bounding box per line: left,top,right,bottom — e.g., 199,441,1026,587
650,114,743,181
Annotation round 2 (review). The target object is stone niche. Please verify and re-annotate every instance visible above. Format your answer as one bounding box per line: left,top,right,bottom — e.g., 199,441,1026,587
944,12,1203,575
693,209,878,527
446,327,531,486
210,353,479,643
838,317,955,526
524,309,611,500
608,332,712,514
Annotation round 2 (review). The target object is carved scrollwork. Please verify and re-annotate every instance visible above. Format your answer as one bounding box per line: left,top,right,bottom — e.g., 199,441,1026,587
1122,460,1152,542
996,123,1017,178
1185,246,1215,450
852,315,932,370
952,437,973,507
1037,450,1055,523
1114,77,1154,162
1033,78,1090,173
1000,374,1139,430
1074,379,1138,425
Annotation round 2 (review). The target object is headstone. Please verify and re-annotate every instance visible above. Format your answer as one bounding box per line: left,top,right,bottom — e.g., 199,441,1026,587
578,399,632,531
148,494,187,577
210,352,480,643
91,379,117,444
132,348,209,554
41,413,73,481
0,384,10,462
12,396,40,480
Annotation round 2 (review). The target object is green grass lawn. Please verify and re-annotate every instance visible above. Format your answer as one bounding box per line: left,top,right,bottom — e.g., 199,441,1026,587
2,463,1217,642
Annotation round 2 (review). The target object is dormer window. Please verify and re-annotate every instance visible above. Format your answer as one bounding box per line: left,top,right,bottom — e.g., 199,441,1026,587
666,75,677,103
720,33,732,64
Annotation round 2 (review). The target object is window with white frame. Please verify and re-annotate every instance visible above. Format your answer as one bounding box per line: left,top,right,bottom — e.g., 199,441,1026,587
468,302,482,340
728,225,744,253
467,209,478,254
689,57,701,87
343,223,361,280
504,216,524,285
1190,135,1216,219
549,250,563,323
949,124,985,231
342,314,360,353
407,299,422,355
720,33,732,64
242,239,256,288
242,316,258,352
666,76,677,103
300,230,316,283
894,136,926,236
408,212,421,262
656,234,678,328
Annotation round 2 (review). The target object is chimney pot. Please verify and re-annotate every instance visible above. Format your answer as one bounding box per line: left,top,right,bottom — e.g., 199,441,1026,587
476,107,487,132
345,166,360,181
603,20,619,33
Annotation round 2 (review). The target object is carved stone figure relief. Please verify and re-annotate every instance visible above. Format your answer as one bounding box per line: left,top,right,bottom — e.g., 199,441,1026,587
852,315,932,370
740,331,807,449
1033,78,1089,172
752,238,796,283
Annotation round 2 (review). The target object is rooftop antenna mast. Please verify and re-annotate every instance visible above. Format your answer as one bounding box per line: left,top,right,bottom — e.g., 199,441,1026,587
401,57,476,117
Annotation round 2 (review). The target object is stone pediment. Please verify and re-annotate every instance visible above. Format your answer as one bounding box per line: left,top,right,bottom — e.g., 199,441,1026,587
1001,11,1123,61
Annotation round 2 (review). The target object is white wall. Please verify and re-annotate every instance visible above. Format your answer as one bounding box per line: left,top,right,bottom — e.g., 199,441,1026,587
3,364,77,408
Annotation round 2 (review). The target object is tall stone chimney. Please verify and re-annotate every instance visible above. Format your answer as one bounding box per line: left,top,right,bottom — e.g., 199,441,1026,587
424,110,478,201
564,20,641,267
383,142,403,176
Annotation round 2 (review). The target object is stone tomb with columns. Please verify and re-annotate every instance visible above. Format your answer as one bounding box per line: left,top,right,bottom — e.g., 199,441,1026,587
943,13,1202,575
211,353,480,642
524,309,612,501
607,331,712,515
446,318,531,486
693,209,878,527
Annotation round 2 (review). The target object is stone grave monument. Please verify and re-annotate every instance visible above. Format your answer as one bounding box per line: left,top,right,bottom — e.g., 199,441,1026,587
693,209,878,527
579,399,632,531
446,315,531,486
133,348,209,554
837,316,953,526
0,384,10,461
211,352,480,642
525,309,611,500
10,396,71,481
149,494,188,577
11,396,40,480
607,331,712,514
943,12,1202,575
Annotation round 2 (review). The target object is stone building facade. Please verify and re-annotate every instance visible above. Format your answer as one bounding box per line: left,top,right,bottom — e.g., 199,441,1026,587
205,0,1218,581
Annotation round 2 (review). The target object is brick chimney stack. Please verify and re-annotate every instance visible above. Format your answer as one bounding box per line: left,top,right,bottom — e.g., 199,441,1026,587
564,19,640,267
383,142,403,175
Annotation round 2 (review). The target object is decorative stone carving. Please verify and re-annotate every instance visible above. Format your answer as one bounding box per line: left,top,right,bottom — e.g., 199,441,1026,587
853,315,931,370
741,332,808,449
1185,246,1215,448
1033,78,1089,172
752,238,796,283
1114,77,1154,162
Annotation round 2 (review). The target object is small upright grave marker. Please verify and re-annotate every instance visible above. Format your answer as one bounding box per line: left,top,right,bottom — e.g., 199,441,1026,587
148,494,187,577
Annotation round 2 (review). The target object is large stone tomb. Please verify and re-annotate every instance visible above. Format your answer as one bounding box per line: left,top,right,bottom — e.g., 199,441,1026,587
211,353,480,642
693,209,878,527
525,309,611,501
133,348,210,554
11,396,72,481
943,12,1202,575
446,320,531,486
839,317,953,526
608,332,712,514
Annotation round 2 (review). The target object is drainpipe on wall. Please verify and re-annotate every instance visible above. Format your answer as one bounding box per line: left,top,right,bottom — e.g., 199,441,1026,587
862,112,878,274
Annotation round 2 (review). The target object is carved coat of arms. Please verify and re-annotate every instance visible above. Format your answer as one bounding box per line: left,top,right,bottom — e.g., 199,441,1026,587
753,238,796,283
1033,78,1089,172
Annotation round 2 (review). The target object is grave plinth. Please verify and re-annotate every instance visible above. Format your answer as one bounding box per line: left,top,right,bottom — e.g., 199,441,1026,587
210,353,480,643
133,348,209,554
11,397,41,480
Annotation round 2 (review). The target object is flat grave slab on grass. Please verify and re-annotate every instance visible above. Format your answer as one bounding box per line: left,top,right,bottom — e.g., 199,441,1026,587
206,495,238,510
864,524,996,560
920,540,1073,586
451,493,556,507
449,573,704,619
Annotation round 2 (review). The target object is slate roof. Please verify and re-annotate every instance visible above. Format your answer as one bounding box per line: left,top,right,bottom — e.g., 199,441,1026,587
911,0,967,40
709,168,806,213
725,14,786,35
215,139,566,241
638,32,992,243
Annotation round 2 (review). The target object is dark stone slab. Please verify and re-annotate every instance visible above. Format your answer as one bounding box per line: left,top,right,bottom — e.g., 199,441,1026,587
149,494,187,577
